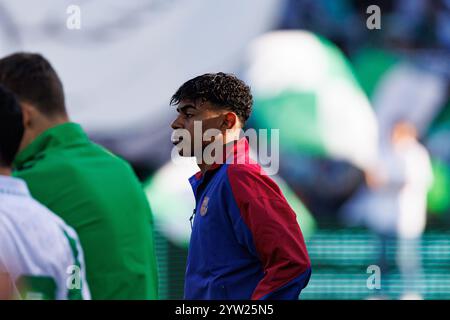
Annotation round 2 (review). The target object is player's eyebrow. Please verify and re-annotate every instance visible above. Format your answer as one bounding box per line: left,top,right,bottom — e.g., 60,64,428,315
177,104,197,114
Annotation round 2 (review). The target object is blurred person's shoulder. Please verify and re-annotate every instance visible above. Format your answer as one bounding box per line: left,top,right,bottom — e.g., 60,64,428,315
14,132,141,203
18,130,135,179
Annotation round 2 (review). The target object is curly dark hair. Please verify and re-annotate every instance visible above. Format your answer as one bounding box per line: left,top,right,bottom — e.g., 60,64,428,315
170,72,253,124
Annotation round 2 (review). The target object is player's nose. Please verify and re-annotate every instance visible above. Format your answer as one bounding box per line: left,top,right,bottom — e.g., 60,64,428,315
171,116,183,130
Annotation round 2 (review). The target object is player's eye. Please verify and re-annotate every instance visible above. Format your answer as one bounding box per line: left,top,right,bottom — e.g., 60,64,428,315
185,113,194,118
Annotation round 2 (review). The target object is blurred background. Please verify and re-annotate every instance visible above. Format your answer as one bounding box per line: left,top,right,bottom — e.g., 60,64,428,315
1,0,449,299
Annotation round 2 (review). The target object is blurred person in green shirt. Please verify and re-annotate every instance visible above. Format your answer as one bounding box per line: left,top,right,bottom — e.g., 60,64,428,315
0,52,158,300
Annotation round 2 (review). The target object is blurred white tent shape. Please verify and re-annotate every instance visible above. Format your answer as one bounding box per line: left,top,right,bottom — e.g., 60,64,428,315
0,0,283,163
244,31,379,171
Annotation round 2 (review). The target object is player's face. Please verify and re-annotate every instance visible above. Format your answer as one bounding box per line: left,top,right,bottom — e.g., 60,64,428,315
171,99,224,157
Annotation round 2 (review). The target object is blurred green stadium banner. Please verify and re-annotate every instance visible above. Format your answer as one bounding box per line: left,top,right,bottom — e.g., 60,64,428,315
352,47,399,99
244,30,378,171
426,102,450,215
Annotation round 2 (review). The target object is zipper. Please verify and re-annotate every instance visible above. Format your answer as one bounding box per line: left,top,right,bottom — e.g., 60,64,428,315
189,208,196,229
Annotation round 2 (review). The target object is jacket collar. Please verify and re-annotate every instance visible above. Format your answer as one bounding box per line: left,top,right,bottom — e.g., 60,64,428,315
188,137,250,186
13,122,88,170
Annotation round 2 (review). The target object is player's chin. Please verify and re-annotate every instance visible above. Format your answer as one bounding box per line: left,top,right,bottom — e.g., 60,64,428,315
175,145,194,157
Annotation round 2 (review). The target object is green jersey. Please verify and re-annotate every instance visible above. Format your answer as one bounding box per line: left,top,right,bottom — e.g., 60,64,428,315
14,122,158,300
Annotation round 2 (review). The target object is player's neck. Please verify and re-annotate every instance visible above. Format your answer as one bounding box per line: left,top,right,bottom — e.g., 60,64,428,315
196,139,240,174
198,163,214,174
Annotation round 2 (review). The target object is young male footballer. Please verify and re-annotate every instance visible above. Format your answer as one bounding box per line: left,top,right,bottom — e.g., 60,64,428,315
0,85,90,300
170,73,311,300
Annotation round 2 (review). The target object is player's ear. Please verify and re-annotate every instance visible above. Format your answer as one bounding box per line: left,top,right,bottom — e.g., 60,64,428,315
20,102,34,129
222,112,237,130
